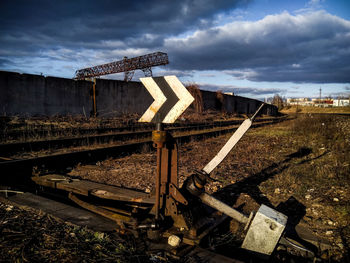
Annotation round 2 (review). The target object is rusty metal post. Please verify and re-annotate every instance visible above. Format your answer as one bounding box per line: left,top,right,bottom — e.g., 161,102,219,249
152,123,166,220
92,78,97,117
85,78,97,117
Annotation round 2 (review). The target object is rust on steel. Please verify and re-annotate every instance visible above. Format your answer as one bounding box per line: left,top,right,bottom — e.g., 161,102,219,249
32,174,154,204
74,52,168,80
152,125,167,220
68,193,132,227
152,128,192,230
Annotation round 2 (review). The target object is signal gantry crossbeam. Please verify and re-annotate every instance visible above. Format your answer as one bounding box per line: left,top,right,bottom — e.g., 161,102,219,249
74,52,169,81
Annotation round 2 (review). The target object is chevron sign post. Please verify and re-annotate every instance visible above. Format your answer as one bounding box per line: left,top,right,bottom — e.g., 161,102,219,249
139,75,194,221
139,76,194,123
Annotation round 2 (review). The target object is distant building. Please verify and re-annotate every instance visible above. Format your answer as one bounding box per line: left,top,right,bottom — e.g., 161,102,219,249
224,92,234,96
286,98,312,106
333,99,350,107
286,97,348,107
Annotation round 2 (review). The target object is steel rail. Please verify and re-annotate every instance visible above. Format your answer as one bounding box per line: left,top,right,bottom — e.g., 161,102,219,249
1,117,286,142
0,117,286,157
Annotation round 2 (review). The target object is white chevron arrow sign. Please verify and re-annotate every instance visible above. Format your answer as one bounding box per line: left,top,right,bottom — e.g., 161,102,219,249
139,76,194,123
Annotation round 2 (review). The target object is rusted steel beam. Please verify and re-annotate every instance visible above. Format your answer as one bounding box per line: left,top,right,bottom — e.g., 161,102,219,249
74,52,169,80
68,193,134,227
32,174,154,204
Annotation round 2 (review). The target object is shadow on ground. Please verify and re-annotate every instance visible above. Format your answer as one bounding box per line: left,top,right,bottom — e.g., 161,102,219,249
207,147,337,262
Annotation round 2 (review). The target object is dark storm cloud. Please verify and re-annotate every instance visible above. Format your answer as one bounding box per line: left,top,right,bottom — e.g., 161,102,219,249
1,1,350,85
166,11,350,83
0,0,250,56
0,58,12,67
199,83,286,96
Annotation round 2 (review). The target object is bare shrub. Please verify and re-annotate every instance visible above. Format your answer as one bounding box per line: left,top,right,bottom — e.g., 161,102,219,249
215,90,225,112
186,84,204,113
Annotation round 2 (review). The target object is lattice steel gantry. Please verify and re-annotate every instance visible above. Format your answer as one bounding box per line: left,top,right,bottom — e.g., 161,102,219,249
74,52,169,81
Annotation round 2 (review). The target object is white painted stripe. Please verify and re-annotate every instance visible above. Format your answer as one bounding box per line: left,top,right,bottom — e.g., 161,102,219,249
138,77,167,123
163,76,194,123
202,119,252,174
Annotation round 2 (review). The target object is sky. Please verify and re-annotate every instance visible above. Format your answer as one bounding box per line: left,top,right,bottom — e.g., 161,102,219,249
0,0,350,101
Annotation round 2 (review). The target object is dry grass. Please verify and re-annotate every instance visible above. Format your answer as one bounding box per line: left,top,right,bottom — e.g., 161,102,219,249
250,115,350,260
0,202,147,262
70,114,349,260
74,115,350,261
2,113,349,261
281,105,350,114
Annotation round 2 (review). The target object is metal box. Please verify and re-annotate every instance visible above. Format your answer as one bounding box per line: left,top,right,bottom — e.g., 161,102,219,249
242,204,288,255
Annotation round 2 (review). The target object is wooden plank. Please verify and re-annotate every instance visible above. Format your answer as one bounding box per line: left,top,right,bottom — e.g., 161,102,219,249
7,192,118,232
32,174,155,204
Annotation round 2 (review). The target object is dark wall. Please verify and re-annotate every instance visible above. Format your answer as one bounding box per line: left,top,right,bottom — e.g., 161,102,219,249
0,70,277,117
201,90,277,116
96,79,152,117
0,71,92,116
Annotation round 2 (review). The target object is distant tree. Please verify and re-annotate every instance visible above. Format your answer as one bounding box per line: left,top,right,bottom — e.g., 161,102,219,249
272,94,284,110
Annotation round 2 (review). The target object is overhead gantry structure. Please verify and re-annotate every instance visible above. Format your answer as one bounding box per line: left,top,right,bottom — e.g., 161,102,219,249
74,51,169,81
74,52,169,117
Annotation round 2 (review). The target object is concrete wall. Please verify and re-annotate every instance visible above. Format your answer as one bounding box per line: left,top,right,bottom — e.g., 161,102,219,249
0,71,92,116
96,79,152,117
0,70,277,117
201,90,277,116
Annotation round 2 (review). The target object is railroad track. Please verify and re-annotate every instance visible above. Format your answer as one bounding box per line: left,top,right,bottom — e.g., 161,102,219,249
0,114,329,263
0,116,289,186
0,117,286,157
1,118,275,142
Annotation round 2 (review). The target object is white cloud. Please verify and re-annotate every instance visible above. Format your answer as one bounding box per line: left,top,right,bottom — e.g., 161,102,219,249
166,10,350,83
197,82,286,96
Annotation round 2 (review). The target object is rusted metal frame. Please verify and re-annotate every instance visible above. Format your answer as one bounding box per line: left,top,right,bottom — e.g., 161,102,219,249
152,124,188,226
159,135,183,210
100,205,132,216
32,174,154,205
160,142,173,213
159,135,191,230
162,212,228,246
75,52,168,79
0,156,14,161
153,123,167,220
68,192,133,228
169,184,187,205
92,78,97,117
155,144,162,220
90,189,154,205
191,213,228,244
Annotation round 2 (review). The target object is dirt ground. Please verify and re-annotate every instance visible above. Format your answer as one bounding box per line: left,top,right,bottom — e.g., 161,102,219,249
70,114,350,261
1,114,349,262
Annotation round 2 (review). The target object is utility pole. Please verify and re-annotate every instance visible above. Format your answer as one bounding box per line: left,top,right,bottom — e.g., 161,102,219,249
319,87,322,104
